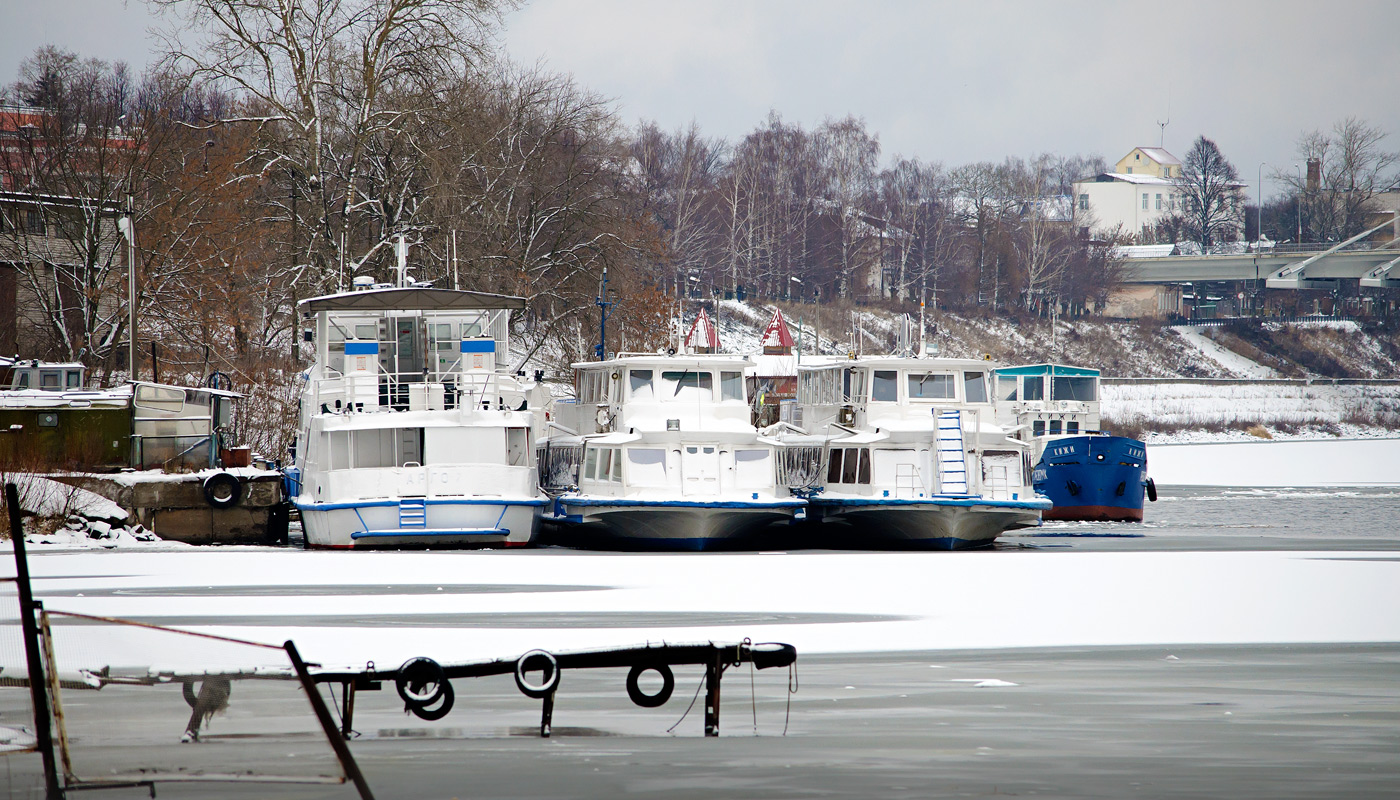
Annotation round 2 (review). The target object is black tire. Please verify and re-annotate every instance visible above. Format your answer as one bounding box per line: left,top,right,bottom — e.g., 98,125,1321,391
625,664,674,708
396,657,446,708
203,472,242,508
1145,478,1158,502
514,650,560,699
409,680,455,721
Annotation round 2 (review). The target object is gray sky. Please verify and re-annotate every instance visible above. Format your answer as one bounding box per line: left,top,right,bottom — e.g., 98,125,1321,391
5,0,1399,203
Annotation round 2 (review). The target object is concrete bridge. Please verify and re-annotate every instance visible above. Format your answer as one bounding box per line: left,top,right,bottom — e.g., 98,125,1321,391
1121,213,1400,289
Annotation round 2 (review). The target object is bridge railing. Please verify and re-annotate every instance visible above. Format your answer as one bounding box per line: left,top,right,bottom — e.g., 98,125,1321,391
1169,314,1357,328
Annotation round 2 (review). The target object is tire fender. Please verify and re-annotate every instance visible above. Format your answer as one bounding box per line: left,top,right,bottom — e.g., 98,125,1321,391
514,650,560,699
625,664,675,708
203,471,243,508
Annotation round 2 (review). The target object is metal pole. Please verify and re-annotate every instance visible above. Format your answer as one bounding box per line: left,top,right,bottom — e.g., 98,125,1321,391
7,484,64,799
290,184,299,362
1257,162,1264,248
126,195,136,381
284,640,376,800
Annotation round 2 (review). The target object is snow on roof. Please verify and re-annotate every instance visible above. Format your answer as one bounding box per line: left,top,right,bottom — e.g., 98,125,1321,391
685,309,720,351
1134,147,1181,166
760,308,795,349
1089,172,1177,186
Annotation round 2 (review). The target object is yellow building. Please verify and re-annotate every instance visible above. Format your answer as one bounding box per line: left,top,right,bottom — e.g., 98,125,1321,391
1115,147,1182,179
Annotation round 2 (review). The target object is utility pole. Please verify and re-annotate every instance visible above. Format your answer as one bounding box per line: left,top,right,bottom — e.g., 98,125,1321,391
125,194,137,380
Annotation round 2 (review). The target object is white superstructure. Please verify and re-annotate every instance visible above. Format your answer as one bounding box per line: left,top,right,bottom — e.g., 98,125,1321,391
777,356,1049,548
290,287,549,548
538,354,806,550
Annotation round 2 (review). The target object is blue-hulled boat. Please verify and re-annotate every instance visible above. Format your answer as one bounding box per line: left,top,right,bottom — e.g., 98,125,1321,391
993,364,1156,522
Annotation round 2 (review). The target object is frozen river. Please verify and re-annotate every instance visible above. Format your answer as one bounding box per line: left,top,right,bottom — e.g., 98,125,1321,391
3,487,1398,798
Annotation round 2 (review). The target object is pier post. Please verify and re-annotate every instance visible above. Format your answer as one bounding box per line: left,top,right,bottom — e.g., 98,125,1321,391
704,652,723,737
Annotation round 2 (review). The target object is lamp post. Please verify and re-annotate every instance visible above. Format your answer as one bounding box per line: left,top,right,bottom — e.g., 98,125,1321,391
1257,162,1265,250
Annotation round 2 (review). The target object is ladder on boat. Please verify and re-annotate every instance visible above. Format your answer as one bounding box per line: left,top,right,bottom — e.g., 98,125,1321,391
398,497,427,529
934,409,969,495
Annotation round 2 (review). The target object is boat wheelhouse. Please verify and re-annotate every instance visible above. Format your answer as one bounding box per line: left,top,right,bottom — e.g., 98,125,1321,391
290,287,549,548
992,364,1153,521
778,356,1049,548
538,354,806,550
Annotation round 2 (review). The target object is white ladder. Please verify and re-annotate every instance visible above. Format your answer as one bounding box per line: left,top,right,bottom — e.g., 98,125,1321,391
934,409,969,494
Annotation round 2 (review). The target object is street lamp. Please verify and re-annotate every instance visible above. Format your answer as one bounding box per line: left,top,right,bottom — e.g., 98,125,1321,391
1257,162,1265,250
789,275,801,301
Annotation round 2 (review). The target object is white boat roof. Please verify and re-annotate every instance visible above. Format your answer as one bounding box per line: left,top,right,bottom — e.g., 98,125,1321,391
798,355,1002,371
573,353,754,370
299,287,525,313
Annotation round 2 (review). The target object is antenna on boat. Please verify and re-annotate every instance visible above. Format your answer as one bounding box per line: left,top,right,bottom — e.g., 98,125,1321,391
918,280,927,358
595,267,613,361
395,234,408,287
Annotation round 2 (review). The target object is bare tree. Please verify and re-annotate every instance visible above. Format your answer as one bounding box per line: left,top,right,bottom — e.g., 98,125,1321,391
812,116,879,299
1173,135,1245,252
1276,117,1399,241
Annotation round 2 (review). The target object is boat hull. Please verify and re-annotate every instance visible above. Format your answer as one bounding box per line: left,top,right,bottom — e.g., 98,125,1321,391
546,497,805,551
1033,435,1148,522
809,496,1049,550
295,498,544,549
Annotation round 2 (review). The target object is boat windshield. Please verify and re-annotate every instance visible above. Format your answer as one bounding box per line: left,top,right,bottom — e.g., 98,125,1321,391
662,370,712,402
963,371,988,403
907,372,955,400
872,370,898,402
1023,376,1044,401
720,371,744,402
629,369,655,400
1053,376,1096,402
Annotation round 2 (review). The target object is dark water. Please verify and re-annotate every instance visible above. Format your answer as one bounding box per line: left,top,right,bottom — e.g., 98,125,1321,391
1009,486,1400,551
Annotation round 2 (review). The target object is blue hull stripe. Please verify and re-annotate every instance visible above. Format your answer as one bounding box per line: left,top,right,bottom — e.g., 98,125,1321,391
557,498,805,510
351,528,509,539
810,497,1051,511
296,498,548,511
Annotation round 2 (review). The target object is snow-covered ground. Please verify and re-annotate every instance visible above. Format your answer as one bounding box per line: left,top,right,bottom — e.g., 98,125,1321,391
1172,326,1283,378
1149,438,1400,487
1103,382,1400,438
14,547,1400,677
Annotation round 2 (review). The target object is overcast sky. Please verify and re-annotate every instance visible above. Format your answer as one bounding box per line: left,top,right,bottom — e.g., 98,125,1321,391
5,0,1398,202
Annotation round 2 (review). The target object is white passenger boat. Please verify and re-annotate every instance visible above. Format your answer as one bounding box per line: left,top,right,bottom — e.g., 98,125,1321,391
289,286,550,548
538,354,807,550
776,356,1050,549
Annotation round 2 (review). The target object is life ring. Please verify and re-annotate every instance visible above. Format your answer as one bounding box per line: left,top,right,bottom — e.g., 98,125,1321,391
1145,477,1158,502
396,657,447,708
514,650,560,699
625,664,675,708
203,472,243,508
408,680,455,721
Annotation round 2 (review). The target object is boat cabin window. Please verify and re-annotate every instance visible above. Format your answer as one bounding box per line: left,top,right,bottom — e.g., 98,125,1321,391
872,370,898,402
1067,420,1080,434
997,375,1018,402
627,448,667,487
1023,376,1045,401
628,369,655,400
842,369,867,403
40,371,60,389
577,369,610,404
506,428,529,467
907,372,955,401
799,368,841,405
329,427,424,469
16,373,28,389
1053,376,1096,402
662,370,712,402
584,447,622,482
1033,420,1046,437
135,384,186,412
963,371,988,403
720,371,745,402
827,447,871,485
66,370,82,388
1049,419,1062,435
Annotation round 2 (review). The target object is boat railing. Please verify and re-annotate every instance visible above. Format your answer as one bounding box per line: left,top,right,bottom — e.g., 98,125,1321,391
537,442,583,492
307,365,524,414
778,445,825,489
